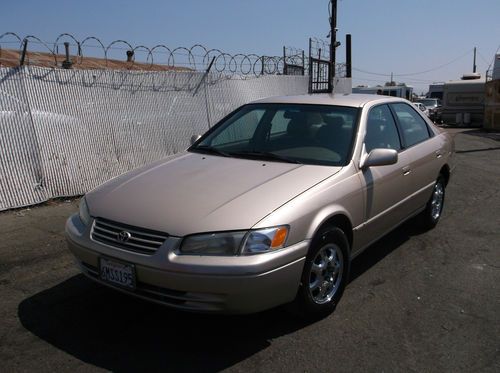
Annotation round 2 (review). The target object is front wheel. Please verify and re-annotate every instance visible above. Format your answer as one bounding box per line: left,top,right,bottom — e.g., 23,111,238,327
419,175,446,230
295,227,350,318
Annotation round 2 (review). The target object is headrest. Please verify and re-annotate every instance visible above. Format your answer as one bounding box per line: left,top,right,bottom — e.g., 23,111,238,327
323,115,345,127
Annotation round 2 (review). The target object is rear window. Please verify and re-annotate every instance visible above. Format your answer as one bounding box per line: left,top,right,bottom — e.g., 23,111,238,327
391,103,431,147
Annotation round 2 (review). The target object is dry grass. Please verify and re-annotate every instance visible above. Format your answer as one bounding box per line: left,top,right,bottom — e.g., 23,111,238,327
0,48,191,71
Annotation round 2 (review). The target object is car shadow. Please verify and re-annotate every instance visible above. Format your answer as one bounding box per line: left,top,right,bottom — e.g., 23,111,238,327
349,218,425,283
18,220,425,372
18,275,312,372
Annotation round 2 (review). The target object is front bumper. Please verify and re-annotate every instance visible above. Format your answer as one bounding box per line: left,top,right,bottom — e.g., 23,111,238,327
65,213,309,314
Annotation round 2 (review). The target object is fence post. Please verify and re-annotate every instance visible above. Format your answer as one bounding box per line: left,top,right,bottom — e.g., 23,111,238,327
308,38,312,93
20,39,28,66
193,56,216,97
346,34,352,78
62,42,73,69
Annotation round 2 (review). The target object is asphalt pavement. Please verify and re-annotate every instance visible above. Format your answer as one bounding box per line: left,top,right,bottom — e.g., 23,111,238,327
0,128,499,372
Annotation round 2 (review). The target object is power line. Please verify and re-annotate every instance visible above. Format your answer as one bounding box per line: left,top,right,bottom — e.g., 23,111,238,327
353,49,473,78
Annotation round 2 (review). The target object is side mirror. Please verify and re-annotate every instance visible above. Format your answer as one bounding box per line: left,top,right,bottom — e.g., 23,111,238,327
361,148,398,169
190,134,201,145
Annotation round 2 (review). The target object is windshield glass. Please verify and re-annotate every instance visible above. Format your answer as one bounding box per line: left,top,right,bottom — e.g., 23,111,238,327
190,103,359,166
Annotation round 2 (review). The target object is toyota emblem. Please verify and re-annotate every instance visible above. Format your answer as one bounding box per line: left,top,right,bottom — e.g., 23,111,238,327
117,231,132,242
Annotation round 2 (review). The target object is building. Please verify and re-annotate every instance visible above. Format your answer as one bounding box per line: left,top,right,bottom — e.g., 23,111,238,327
492,54,500,80
484,54,500,130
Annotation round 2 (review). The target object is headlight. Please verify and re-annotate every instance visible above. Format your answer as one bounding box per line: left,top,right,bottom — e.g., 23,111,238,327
79,197,91,226
241,226,289,255
180,231,247,256
179,226,289,256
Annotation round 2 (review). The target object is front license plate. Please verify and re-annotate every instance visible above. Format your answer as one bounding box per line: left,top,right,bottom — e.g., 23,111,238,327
99,258,136,290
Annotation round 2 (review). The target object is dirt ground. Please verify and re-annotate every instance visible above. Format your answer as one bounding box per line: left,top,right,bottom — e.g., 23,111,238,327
0,128,499,372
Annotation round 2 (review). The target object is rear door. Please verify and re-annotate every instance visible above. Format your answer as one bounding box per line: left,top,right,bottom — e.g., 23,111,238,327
389,103,443,212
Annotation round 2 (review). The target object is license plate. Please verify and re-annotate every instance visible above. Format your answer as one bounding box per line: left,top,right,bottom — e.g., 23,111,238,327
99,258,136,289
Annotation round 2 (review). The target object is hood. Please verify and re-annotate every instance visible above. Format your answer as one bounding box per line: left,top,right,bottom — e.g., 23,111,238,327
87,152,341,236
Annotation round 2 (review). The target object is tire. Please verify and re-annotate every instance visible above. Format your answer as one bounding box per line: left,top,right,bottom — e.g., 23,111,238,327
419,175,446,230
295,226,350,318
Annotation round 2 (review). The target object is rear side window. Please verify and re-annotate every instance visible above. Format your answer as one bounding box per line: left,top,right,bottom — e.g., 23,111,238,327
365,105,401,153
391,103,430,147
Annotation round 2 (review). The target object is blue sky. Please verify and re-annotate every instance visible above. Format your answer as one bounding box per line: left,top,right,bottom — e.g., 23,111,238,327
1,0,499,93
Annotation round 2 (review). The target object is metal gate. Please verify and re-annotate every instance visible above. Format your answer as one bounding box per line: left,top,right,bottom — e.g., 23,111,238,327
283,46,305,76
308,38,332,93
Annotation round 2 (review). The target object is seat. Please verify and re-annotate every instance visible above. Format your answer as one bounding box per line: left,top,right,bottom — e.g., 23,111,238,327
281,112,315,148
316,116,351,161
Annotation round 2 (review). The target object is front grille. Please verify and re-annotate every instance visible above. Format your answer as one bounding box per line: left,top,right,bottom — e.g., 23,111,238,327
91,217,168,255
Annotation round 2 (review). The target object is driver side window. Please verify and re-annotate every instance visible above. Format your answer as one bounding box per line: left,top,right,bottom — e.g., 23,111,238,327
365,105,401,153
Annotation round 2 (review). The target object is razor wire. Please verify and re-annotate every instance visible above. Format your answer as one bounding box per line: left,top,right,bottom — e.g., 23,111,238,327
0,32,309,79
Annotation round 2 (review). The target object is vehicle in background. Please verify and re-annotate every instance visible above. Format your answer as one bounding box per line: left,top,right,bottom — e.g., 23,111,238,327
413,102,429,117
427,83,444,100
353,84,414,100
415,98,443,123
441,74,486,126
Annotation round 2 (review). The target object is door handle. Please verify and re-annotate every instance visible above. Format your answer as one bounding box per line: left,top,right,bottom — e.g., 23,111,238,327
402,166,411,176
435,150,443,158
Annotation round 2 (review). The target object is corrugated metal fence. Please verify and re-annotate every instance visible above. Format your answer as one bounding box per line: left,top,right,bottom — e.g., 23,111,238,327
0,66,309,210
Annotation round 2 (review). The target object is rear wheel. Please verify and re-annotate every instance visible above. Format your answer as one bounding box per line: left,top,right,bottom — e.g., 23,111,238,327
419,175,446,229
295,226,350,317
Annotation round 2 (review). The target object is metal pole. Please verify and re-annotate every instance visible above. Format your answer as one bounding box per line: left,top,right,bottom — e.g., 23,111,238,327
193,56,216,97
308,38,312,93
283,46,286,75
473,47,477,73
62,42,72,69
330,0,337,80
20,39,28,66
317,48,322,90
302,49,305,76
346,34,352,78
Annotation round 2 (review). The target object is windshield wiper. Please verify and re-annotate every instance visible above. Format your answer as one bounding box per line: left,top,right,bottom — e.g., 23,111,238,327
229,151,302,164
190,145,231,157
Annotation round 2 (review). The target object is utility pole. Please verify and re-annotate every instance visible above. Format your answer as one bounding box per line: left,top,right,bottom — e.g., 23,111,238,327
473,47,477,73
330,0,337,81
346,34,352,78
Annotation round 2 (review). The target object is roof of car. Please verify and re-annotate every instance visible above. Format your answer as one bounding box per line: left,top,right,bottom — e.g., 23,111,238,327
251,93,407,107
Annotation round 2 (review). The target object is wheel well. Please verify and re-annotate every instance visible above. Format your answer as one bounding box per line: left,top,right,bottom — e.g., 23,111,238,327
317,214,353,249
440,165,450,186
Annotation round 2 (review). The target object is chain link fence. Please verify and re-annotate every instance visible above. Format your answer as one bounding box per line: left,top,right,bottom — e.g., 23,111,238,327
0,65,309,210
0,33,355,210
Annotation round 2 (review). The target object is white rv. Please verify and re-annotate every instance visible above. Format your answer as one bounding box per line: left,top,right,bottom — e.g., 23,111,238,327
441,74,485,125
352,84,413,100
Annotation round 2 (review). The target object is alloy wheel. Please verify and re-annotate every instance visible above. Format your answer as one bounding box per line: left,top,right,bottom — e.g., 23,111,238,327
308,243,344,304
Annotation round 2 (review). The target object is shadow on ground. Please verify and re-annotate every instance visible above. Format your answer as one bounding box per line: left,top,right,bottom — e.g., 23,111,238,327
461,129,500,142
18,220,424,372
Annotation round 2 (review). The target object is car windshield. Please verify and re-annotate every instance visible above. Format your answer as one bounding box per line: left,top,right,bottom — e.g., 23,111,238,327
189,103,359,166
